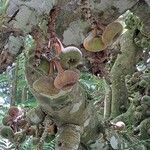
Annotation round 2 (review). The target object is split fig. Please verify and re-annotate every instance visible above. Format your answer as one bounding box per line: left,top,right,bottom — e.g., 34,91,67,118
54,60,80,90
59,46,82,69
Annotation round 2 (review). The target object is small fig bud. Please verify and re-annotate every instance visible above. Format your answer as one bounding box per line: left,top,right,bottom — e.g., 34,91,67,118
141,95,150,106
0,126,14,140
2,115,13,126
134,111,143,120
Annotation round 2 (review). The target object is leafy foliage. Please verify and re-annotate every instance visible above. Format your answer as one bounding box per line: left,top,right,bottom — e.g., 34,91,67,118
80,72,105,101
0,138,15,150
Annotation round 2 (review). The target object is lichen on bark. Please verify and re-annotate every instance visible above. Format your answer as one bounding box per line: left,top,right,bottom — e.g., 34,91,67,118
110,29,139,118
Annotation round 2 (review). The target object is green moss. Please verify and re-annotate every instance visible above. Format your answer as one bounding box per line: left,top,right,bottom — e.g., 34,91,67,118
134,111,143,121
146,110,150,117
139,118,150,139
142,95,150,107
139,80,147,87
125,13,141,30
141,37,150,48
38,58,50,75
132,98,140,106
142,95,150,101
28,55,50,75
136,106,143,112
141,104,148,111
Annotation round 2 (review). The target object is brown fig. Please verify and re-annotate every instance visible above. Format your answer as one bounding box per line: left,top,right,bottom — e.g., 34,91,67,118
8,106,19,118
54,60,80,90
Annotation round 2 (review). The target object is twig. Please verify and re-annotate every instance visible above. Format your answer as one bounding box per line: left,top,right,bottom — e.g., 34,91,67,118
31,26,43,67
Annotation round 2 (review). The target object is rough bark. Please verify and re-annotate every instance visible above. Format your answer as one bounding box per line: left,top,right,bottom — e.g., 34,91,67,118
0,0,140,72
110,30,138,118
25,55,104,149
0,0,150,149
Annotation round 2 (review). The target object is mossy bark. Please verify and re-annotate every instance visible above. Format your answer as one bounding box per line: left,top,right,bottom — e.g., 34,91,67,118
138,118,150,140
112,103,136,125
25,55,104,149
110,30,138,118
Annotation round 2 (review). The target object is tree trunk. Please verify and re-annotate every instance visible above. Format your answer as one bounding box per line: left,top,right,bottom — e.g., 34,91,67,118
110,30,138,118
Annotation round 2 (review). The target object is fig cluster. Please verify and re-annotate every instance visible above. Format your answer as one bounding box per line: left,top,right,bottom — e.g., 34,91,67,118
0,106,57,148
32,42,83,97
